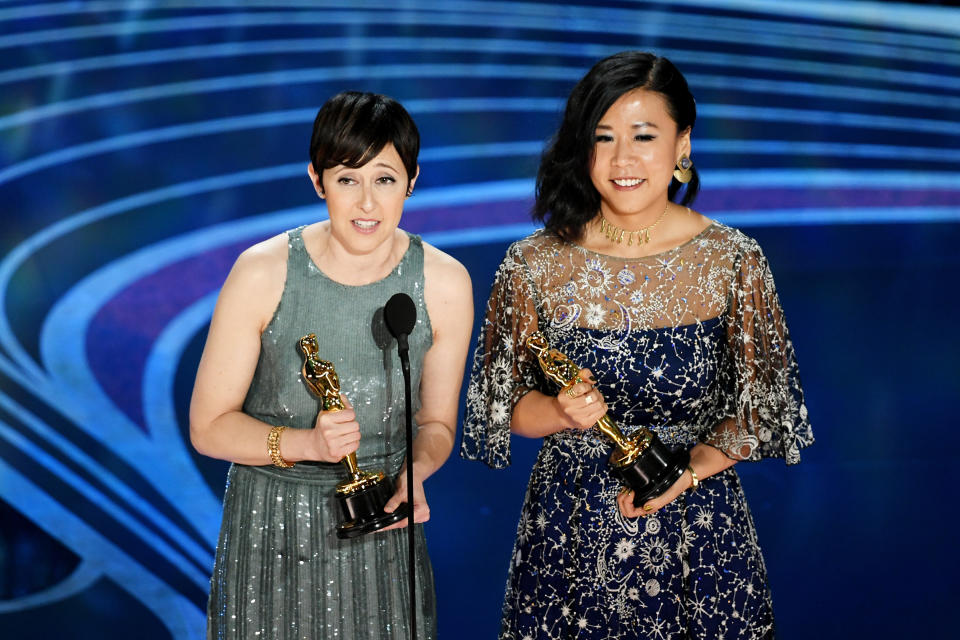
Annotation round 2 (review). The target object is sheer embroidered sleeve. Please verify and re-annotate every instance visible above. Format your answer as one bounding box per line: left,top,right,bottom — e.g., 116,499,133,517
461,240,542,469
707,239,814,464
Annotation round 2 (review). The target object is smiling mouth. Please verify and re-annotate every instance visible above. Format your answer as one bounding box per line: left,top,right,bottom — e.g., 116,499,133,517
612,178,645,187
352,219,379,229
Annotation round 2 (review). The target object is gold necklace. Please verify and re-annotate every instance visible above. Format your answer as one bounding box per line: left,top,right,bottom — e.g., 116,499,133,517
599,203,670,246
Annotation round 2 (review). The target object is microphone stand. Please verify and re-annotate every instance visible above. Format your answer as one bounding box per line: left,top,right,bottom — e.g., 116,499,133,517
384,292,418,640
395,331,417,640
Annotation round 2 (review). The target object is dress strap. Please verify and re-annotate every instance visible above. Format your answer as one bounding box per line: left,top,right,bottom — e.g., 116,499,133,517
286,225,309,263
405,233,424,275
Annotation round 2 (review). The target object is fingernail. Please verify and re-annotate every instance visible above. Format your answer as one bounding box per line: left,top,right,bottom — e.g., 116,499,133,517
643,504,653,512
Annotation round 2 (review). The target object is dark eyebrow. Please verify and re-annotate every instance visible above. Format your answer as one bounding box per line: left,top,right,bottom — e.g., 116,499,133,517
595,122,660,130
333,162,400,173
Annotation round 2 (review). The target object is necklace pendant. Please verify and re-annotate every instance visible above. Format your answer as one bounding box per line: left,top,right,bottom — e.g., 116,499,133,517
599,203,669,248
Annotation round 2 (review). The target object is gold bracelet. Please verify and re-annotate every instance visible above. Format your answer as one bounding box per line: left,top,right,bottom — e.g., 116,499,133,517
687,464,699,491
267,425,295,468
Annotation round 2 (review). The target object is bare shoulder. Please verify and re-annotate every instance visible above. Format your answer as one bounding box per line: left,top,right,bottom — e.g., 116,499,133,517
218,231,289,332
422,241,472,292
421,241,473,331
232,232,288,280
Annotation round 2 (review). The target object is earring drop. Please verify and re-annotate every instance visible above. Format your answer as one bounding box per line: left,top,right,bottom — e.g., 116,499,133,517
673,156,693,184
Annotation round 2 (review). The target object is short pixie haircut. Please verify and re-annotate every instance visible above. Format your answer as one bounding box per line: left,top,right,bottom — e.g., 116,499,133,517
309,91,419,188
534,51,699,241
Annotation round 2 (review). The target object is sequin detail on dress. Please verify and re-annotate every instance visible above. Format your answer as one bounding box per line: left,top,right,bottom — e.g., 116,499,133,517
463,223,812,639
207,227,436,639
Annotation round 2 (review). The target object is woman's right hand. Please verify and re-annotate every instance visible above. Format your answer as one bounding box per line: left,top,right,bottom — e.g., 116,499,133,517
311,394,362,463
555,368,608,430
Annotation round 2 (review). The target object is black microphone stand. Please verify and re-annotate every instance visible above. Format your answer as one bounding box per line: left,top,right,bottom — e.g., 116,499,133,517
396,329,416,640
384,292,417,640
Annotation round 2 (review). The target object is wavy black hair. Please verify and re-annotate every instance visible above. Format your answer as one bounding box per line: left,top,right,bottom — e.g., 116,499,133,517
309,91,419,190
534,51,699,240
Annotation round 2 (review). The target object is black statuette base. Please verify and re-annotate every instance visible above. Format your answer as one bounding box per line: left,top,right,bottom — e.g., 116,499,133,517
336,477,408,539
610,438,690,507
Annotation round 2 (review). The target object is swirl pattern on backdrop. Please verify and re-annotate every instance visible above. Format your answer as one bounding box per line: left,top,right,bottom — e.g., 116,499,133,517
0,1,958,637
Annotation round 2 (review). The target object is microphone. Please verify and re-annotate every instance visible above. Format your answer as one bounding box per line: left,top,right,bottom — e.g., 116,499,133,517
383,291,417,640
384,292,417,356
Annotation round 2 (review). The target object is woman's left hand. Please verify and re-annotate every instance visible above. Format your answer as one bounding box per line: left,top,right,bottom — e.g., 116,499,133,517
617,467,693,518
381,466,430,530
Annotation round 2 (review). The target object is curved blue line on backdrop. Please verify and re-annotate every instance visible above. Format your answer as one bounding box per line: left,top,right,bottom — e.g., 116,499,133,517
140,289,219,484
6,0,960,50
0,110,305,186
0,164,309,382
3,100,956,188
423,223,539,248
0,96,570,183
0,353,215,570
0,64,576,132
6,59,959,133
4,122,955,192
694,140,960,162
4,37,955,96
719,206,960,227
0,8,957,66
671,0,960,37
0,412,210,587
0,457,204,639
697,104,959,135
664,50,957,92
707,170,960,189
686,74,960,111
0,561,100,613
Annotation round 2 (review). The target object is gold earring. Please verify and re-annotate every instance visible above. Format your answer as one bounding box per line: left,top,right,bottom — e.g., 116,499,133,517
673,156,693,184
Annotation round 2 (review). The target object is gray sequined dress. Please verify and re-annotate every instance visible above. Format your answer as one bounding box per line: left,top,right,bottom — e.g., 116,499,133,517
207,227,436,639
463,223,813,639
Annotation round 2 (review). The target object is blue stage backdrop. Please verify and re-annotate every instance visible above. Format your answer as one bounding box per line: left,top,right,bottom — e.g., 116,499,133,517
1,1,958,638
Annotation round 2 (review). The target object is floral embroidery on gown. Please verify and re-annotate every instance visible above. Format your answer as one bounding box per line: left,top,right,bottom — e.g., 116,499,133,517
462,223,813,639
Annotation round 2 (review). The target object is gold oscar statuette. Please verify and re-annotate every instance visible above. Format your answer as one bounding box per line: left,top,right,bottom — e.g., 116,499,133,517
299,334,407,538
526,331,689,505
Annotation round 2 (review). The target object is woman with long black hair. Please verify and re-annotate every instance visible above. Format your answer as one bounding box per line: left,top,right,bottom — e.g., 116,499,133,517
463,51,813,638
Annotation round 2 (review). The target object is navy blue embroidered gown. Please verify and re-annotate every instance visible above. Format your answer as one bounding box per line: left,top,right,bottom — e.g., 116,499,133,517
462,224,812,639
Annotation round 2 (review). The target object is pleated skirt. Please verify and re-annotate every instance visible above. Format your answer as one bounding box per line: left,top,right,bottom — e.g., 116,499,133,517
207,463,437,639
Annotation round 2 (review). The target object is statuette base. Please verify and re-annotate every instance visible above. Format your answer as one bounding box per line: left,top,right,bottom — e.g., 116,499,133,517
336,476,409,539
611,437,690,506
